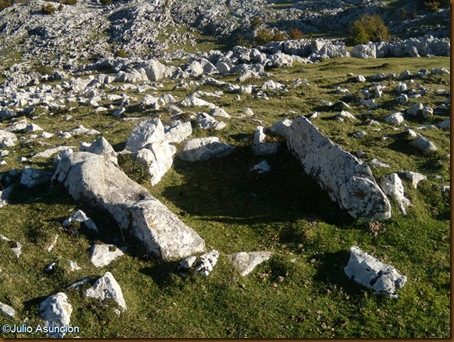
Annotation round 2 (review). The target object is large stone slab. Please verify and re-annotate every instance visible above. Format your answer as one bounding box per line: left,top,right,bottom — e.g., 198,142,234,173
287,116,391,221
52,152,205,261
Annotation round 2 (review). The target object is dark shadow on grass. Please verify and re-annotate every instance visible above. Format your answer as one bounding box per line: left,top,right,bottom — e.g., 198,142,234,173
312,250,366,300
161,147,353,227
139,261,184,290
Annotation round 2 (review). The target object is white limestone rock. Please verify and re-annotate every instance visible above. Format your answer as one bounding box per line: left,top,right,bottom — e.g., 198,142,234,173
164,120,192,144
229,251,272,276
409,137,438,154
0,302,16,318
0,130,17,147
380,173,411,215
0,234,22,258
287,116,391,221
90,244,125,268
32,146,75,159
197,112,226,130
53,152,205,261
407,103,424,117
62,209,98,232
0,185,14,208
344,246,407,299
79,136,117,160
267,119,292,138
136,143,174,186
369,158,391,168
86,272,126,311
400,171,427,189
195,250,220,277
179,137,235,162
209,107,231,119
125,118,166,153
437,118,450,130
384,112,404,126
39,293,73,338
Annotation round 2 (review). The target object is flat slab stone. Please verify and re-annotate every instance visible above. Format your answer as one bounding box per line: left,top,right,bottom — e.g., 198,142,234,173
229,251,272,276
287,116,391,221
344,246,407,299
52,152,205,261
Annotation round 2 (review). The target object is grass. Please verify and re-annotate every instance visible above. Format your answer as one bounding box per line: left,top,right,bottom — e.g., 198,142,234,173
0,56,450,338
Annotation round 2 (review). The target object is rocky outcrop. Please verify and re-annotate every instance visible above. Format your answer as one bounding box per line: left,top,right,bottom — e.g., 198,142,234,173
344,246,407,299
52,151,206,261
287,116,391,221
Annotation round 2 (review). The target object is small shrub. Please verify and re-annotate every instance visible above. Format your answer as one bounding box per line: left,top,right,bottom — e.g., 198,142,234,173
41,3,57,14
63,0,77,5
0,0,11,11
254,28,274,45
114,49,128,58
100,0,112,6
272,31,286,42
288,27,304,40
347,14,389,45
424,1,441,11
251,17,263,29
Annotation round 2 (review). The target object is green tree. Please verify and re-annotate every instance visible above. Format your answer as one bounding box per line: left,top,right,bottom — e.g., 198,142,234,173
347,14,389,45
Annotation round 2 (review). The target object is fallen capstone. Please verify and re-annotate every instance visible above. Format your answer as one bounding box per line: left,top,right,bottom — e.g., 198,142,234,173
344,246,407,299
179,137,235,162
39,292,73,338
90,244,125,268
85,272,126,311
228,251,272,276
52,152,206,261
0,302,16,318
380,173,411,215
287,116,391,221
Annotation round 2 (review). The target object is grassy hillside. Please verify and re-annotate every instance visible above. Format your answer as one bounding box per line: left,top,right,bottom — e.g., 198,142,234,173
0,56,450,338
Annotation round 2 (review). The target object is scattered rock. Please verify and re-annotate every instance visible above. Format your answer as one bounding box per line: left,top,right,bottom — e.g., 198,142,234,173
39,292,73,338
195,250,220,277
0,130,17,147
62,209,98,232
400,171,427,189
287,116,391,221
380,173,411,215
0,234,22,258
369,158,391,168
0,302,16,319
228,251,272,276
267,119,292,138
0,186,14,208
344,246,407,299
252,126,280,156
90,244,125,268
47,234,59,252
20,167,53,188
197,112,226,130
164,120,192,144
32,146,75,159
250,160,271,174
407,103,424,117
85,272,127,311
409,136,438,154
384,112,404,126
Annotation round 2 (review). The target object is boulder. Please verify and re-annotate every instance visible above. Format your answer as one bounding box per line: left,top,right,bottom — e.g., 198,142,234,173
85,272,126,311
135,143,174,186
351,43,376,58
197,112,226,130
39,293,73,338
409,137,438,154
125,118,166,152
287,116,391,221
228,251,272,276
407,103,424,117
380,173,411,215
267,119,292,138
344,246,407,299
179,137,235,162
0,130,17,147
140,59,171,81
80,136,117,160
90,244,125,268
384,112,404,126
52,152,205,261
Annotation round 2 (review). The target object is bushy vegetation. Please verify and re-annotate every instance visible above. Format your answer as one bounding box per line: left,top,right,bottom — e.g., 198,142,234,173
288,27,304,40
347,14,389,45
114,49,128,58
41,3,57,14
0,0,11,11
254,28,286,45
99,0,113,5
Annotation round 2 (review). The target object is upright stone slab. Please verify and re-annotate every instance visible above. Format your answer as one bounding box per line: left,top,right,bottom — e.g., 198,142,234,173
287,116,391,221
52,152,205,261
